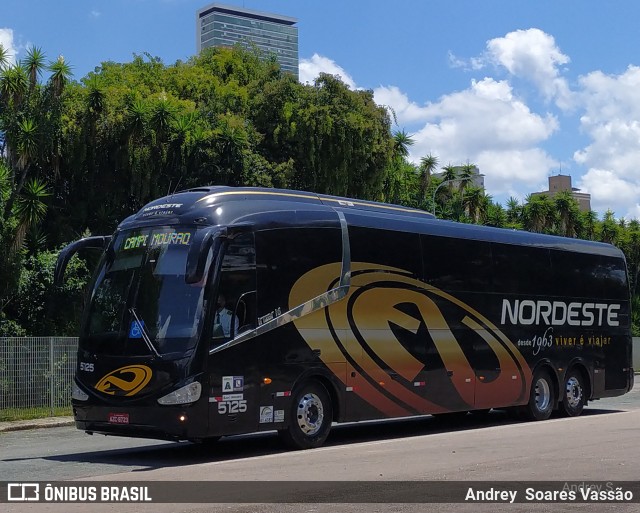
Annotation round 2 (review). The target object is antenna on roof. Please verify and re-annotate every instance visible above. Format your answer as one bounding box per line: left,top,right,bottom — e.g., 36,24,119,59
171,176,183,197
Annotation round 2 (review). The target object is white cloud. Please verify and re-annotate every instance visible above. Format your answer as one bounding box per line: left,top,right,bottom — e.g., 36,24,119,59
373,85,430,125
468,28,574,110
299,53,357,90
448,50,484,71
90,10,101,19
0,27,17,64
298,40,640,218
573,65,640,217
475,149,556,197
408,78,558,196
578,169,640,218
299,51,560,205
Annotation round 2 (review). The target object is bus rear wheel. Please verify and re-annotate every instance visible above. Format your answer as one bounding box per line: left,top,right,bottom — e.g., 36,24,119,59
522,369,554,421
559,369,586,417
278,381,332,450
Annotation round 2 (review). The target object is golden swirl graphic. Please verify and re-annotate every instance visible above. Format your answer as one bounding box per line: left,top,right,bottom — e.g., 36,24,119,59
95,365,153,396
290,262,532,416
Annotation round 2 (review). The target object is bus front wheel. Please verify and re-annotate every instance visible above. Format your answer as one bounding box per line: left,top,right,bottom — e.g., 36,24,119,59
559,369,586,417
278,381,332,450
522,369,554,421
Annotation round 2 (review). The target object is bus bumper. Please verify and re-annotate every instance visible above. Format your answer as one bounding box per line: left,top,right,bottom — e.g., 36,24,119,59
72,401,208,442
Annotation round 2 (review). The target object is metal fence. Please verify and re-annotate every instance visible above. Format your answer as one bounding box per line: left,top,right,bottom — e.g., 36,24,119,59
0,337,78,420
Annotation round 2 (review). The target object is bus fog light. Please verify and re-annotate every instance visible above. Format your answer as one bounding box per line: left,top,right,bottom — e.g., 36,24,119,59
158,382,202,405
72,382,89,401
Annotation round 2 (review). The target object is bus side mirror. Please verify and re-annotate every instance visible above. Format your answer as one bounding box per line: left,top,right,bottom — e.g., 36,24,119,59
54,236,111,287
185,227,224,284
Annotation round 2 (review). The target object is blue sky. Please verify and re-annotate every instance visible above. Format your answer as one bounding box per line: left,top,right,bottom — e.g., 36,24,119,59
3,1,640,218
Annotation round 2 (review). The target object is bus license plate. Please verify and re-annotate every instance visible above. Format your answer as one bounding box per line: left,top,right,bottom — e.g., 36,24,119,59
108,413,129,424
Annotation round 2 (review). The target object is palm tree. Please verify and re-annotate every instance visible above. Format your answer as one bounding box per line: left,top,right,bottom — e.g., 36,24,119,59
523,194,555,233
485,202,507,227
0,44,9,70
3,118,38,218
554,191,581,237
418,153,438,207
506,197,521,223
23,46,46,91
12,178,50,251
150,94,174,144
623,229,640,296
463,185,484,223
391,130,414,161
457,162,477,193
0,160,10,200
125,99,149,141
382,131,414,204
580,210,598,240
0,63,29,112
84,75,106,190
440,163,457,182
48,55,72,99
600,210,619,244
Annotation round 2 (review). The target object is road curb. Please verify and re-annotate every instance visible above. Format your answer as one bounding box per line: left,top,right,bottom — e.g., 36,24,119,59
0,417,75,433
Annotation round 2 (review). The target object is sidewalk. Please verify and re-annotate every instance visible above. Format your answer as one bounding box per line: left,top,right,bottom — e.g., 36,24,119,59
0,416,74,433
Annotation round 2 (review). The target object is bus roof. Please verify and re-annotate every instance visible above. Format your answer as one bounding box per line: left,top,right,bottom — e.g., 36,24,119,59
120,186,623,259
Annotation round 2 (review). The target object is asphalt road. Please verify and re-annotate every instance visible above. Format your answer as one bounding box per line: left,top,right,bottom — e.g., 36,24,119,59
2,386,639,513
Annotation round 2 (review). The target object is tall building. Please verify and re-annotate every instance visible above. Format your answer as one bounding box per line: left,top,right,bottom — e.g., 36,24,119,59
531,175,591,212
196,3,299,77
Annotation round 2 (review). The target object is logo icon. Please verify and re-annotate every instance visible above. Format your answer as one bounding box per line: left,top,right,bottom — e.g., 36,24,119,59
222,376,244,392
95,365,152,396
290,262,532,416
8,483,39,502
259,406,274,423
128,320,144,339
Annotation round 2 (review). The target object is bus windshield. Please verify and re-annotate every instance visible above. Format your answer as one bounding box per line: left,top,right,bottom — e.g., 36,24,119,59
82,226,210,356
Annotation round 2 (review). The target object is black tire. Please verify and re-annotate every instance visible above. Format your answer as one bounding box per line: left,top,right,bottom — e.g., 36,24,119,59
522,369,555,421
559,369,586,417
278,381,333,450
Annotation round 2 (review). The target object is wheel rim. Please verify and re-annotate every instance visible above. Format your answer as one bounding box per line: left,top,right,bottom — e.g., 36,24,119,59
296,392,324,436
534,377,551,412
565,376,583,409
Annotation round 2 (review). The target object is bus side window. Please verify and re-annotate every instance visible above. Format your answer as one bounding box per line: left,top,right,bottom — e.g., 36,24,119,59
213,233,257,341
255,227,342,319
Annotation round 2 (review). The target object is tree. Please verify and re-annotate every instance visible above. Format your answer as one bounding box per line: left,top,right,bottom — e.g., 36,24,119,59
485,202,507,227
392,130,413,160
554,191,581,237
579,210,598,240
599,210,620,244
12,178,50,251
506,196,523,228
417,154,438,208
523,194,555,233
457,162,477,193
463,186,489,224
24,47,45,91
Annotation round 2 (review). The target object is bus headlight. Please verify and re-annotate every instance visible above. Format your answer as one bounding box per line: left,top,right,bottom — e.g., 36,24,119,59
72,382,89,401
157,382,202,405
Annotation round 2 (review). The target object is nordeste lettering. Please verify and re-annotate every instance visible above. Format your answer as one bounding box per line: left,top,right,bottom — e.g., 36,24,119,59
501,299,620,327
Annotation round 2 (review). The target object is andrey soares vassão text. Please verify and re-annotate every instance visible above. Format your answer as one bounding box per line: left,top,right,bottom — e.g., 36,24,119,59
465,485,634,503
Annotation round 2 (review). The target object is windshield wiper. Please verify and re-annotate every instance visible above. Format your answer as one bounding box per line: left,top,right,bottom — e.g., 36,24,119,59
129,308,162,358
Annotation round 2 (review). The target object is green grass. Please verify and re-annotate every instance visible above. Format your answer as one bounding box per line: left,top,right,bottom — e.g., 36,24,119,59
0,406,72,422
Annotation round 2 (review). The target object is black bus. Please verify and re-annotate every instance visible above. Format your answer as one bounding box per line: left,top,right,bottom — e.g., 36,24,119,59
55,186,634,449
